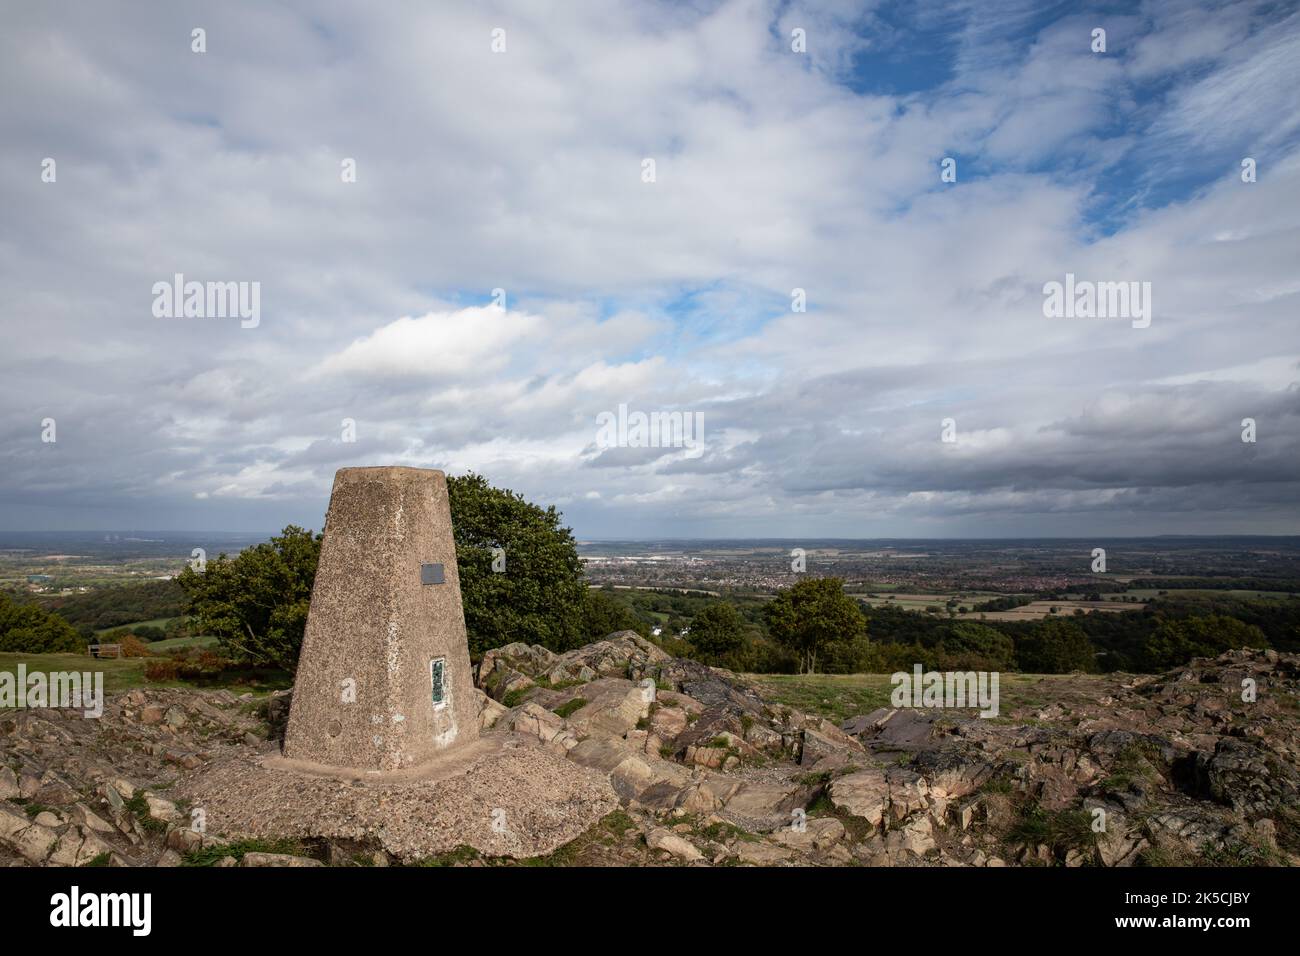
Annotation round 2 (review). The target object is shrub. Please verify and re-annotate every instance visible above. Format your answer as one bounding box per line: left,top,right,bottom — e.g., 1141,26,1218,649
117,635,153,658
144,659,181,682
0,593,84,653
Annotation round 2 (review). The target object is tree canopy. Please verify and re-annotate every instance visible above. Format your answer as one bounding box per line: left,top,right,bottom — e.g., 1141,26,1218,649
176,526,321,672
0,592,84,653
178,475,593,669
689,602,747,665
1015,617,1096,673
764,577,868,674
1140,614,1267,671
448,473,587,655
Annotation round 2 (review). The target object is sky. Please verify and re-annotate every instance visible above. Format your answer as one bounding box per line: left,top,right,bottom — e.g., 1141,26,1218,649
2,0,1299,538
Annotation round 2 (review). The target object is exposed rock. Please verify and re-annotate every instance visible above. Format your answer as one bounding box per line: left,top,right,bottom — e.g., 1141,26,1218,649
829,769,889,827
645,827,703,862
241,852,325,867
475,690,508,730
0,805,59,863
771,816,845,851
1,644,1294,869
560,679,650,739
732,840,796,865
885,814,936,857
720,780,808,832
567,737,690,802
801,724,866,767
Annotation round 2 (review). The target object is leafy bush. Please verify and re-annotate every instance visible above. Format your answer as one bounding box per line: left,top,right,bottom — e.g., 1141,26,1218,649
116,635,153,657
176,526,321,673
0,592,84,653
144,660,181,682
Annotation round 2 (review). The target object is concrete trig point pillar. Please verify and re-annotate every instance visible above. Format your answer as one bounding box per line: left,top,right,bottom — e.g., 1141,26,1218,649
283,466,478,773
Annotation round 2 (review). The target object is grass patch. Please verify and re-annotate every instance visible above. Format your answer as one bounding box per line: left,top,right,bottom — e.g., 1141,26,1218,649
1006,804,1095,861
1198,836,1286,867
500,688,529,708
552,697,587,719
0,651,288,697
413,845,484,867
182,837,307,867
743,671,1101,724
122,793,167,835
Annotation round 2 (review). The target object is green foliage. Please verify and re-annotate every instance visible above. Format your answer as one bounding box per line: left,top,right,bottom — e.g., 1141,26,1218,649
1015,618,1096,673
552,697,587,718
581,587,644,642
932,622,1016,670
448,473,587,655
176,526,321,673
0,592,84,653
1007,804,1095,858
764,577,869,674
1140,614,1268,670
182,837,308,867
122,793,167,834
41,579,187,630
688,602,746,664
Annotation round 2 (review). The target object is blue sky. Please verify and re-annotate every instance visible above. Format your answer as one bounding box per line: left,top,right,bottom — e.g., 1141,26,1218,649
1,0,1298,537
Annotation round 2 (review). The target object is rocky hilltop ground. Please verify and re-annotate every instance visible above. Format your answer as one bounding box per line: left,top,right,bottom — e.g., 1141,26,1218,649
2,633,1296,867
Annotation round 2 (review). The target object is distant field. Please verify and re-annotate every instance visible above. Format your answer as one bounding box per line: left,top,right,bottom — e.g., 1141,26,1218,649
959,600,1135,621
95,616,181,635
744,671,1109,724
852,591,1004,611
1119,588,1297,600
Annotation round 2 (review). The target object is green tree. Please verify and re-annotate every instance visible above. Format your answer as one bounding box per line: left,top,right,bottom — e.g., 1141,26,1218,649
689,602,746,664
1141,614,1267,671
447,473,587,655
581,587,644,642
934,621,1016,670
177,526,322,672
0,593,84,653
764,577,868,674
1016,618,1095,673
178,476,591,669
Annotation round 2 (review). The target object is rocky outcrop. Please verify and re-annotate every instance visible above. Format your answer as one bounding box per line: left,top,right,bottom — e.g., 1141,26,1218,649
2,643,1295,868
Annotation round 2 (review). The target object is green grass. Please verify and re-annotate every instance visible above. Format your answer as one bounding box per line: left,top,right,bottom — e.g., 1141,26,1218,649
0,651,290,697
1007,805,1095,858
183,837,309,867
123,793,167,834
148,635,220,652
552,697,587,719
0,651,156,693
742,673,896,723
95,617,181,636
743,671,1098,724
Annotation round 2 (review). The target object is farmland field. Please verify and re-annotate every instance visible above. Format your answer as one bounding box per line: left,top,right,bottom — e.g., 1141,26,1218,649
958,600,1136,621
